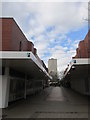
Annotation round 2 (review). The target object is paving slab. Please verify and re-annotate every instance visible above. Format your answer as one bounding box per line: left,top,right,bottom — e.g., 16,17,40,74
2,86,89,119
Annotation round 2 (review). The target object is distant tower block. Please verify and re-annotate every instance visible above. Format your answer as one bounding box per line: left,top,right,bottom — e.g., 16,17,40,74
48,58,57,81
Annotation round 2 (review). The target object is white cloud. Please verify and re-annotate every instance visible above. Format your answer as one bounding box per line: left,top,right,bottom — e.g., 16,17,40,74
2,2,88,73
49,45,72,71
2,2,88,32
47,38,80,72
30,34,49,57
2,0,89,2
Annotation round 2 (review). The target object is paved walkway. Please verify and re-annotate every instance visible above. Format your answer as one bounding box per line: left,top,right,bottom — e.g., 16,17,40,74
2,86,89,119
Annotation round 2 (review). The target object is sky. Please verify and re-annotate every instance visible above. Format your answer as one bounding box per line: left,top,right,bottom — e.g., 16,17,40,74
1,0,89,75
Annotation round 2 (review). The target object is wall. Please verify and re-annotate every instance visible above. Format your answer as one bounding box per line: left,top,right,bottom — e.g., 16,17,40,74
48,59,57,81
1,18,34,53
73,30,90,58
48,59,57,74
1,18,43,66
27,41,34,54
71,78,86,94
11,19,28,51
1,18,12,51
0,67,10,108
0,18,2,51
0,75,2,108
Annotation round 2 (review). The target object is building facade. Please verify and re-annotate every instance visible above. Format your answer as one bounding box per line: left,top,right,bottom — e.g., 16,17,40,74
48,58,57,82
73,30,90,58
63,30,90,95
0,18,51,108
0,18,48,70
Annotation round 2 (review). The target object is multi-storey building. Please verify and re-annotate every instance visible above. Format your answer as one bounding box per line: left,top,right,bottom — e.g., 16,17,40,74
0,18,51,108
48,58,57,82
63,31,90,95
73,30,90,58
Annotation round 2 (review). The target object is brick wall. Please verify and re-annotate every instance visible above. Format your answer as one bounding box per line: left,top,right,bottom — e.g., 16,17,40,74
27,41,34,54
73,30,90,58
0,18,34,53
11,18,28,51
1,18,12,51
0,18,45,67
0,18,2,50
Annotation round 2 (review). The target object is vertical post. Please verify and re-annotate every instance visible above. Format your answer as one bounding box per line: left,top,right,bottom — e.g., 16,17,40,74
2,67,10,108
0,68,2,116
24,74,27,99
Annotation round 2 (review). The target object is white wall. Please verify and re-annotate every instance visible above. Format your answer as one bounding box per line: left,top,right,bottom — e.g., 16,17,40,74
0,75,2,108
0,67,10,108
48,59,57,74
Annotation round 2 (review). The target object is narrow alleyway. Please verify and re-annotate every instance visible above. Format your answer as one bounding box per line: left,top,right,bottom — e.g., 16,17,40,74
3,86,88,119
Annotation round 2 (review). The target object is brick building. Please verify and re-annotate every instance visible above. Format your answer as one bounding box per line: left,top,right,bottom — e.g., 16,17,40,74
0,18,50,108
0,18,46,69
1,18,33,51
63,31,90,95
73,30,90,58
